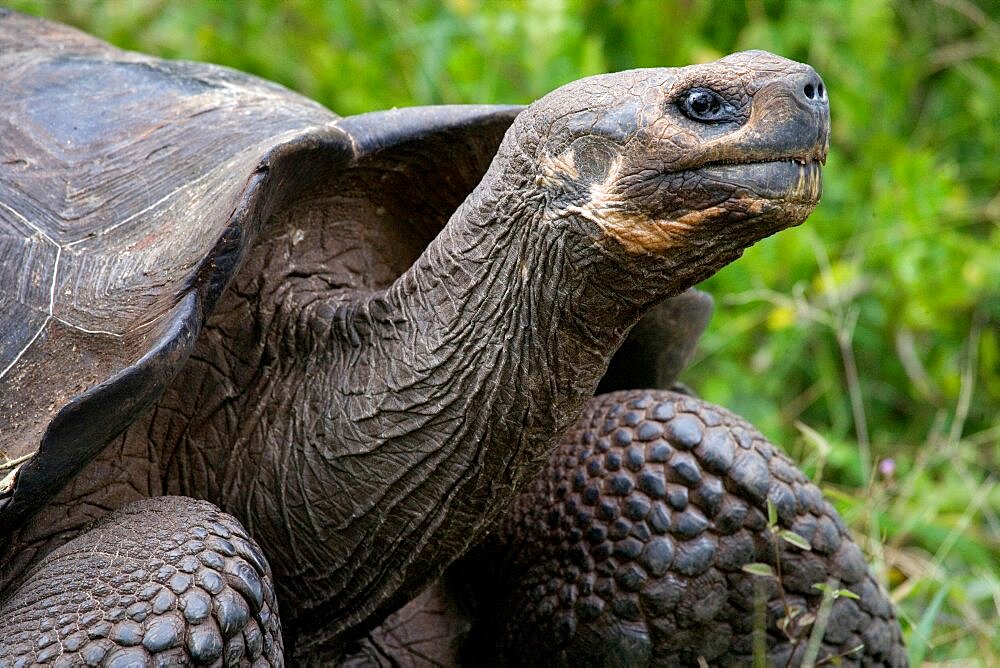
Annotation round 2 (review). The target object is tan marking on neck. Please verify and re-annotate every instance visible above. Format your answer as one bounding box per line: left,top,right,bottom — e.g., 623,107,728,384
535,149,579,187
588,205,732,254
556,154,684,254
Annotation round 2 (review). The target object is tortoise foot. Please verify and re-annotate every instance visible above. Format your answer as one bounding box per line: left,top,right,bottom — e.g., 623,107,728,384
459,390,907,667
0,496,282,666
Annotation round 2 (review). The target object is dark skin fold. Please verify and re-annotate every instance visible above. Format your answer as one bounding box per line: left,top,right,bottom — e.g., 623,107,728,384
0,16,885,663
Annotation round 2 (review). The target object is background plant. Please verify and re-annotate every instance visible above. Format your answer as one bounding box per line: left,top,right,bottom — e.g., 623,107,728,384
9,0,998,663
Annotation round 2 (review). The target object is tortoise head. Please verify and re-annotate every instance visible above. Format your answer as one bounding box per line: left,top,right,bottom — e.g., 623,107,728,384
510,50,829,290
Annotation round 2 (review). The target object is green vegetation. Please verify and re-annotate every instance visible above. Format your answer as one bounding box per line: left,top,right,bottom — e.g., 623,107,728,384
10,0,998,663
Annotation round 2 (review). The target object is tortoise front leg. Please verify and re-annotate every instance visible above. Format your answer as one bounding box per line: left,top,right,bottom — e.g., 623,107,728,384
0,496,282,666
460,390,907,666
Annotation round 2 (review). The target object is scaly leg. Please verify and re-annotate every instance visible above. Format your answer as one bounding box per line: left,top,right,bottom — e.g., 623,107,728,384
0,496,281,666
458,390,907,666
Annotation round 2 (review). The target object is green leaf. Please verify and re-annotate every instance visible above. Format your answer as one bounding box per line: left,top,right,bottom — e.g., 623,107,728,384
779,530,812,551
742,563,775,577
811,582,858,599
766,499,778,527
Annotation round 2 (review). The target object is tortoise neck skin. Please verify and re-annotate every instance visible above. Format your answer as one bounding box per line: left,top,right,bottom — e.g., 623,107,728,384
248,52,829,654
257,160,664,652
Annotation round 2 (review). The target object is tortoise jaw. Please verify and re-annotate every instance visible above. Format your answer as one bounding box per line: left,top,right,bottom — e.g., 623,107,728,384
695,158,823,205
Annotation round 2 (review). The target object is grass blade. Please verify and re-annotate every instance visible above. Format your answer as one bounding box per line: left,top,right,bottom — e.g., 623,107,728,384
907,582,950,665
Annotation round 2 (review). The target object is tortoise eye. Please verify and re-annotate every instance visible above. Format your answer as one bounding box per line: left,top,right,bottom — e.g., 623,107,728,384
678,88,735,123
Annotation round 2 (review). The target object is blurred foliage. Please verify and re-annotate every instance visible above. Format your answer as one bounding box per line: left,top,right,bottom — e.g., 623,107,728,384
9,0,999,662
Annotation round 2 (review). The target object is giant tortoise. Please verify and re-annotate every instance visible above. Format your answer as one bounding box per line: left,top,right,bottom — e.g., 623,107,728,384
0,10,905,666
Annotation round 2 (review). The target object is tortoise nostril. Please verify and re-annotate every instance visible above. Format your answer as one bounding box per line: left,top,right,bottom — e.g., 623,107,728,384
798,76,827,105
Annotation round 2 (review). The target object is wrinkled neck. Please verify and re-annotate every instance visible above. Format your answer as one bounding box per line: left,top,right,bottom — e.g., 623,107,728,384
262,149,680,642
365,169,647,454
274,159,657,649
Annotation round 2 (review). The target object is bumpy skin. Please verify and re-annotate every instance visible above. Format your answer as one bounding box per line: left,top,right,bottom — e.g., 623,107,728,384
462,391,906,667
0,497,281,667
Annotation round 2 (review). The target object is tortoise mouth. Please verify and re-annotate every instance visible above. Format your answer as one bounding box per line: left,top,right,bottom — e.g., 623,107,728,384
695,159,823,204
